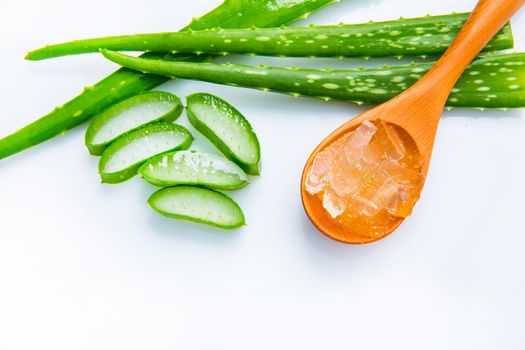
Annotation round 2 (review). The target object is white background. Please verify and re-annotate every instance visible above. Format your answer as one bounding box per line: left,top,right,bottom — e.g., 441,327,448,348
0,0,524,349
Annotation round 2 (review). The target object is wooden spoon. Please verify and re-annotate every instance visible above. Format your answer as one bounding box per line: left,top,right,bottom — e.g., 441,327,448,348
301,0,525,244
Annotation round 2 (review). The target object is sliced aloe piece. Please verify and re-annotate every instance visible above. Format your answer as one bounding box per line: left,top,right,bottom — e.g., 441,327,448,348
139,150,248,190
85,91,183,155
186,93,261,175
148,186,246,229
98,123,193,184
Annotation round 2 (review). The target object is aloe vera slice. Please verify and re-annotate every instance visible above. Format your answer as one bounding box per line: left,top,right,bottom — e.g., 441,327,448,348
186,93,261,175
98,123,193,183
139,150,248,190
148,186,245,229
85,91,183,155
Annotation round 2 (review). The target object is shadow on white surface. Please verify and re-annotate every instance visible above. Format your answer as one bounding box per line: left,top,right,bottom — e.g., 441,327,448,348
297,203,412,261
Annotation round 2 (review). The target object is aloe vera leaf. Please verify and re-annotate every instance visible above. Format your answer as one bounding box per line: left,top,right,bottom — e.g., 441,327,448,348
98,123,193,184
0,0,337,160
102,50,525,108
148,186,246,229
85,91,183,156
139,150,248,190
186,93,261,175
26,14,514,61
188,0,338,31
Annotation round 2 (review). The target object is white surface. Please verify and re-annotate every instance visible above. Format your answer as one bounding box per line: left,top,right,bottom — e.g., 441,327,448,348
0,0,524,349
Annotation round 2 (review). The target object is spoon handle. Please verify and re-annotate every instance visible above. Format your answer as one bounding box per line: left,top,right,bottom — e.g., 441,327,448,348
422,0,525,102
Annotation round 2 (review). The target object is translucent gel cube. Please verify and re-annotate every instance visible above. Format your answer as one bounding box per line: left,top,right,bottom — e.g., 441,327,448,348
306,120,424,238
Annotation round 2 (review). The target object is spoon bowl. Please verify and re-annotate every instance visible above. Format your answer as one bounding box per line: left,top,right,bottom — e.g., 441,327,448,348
301,92,435,244
301,0,525,244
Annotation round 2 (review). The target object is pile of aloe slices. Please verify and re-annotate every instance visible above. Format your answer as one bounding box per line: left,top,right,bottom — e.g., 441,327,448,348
87,91,260,229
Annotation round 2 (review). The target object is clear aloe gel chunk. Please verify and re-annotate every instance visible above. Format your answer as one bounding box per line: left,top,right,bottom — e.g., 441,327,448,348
85,91,183,155
139,150,248,190
186,93,261,175
98,123,193,184
148,186,246,229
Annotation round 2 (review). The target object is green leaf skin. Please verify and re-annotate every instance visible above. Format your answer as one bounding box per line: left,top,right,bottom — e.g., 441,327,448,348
139,150,249,190
85,91,183,156
102,50,525,109
0,0,337,160
148,186,246,229
27,14,514,61
186,93,261,175
99,123,193,184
